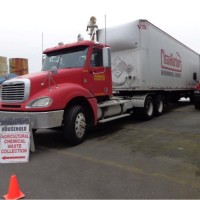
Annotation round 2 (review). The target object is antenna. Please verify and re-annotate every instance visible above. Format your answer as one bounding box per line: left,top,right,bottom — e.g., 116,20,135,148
105,15,107,44
42,32,43,53
42,32,44,64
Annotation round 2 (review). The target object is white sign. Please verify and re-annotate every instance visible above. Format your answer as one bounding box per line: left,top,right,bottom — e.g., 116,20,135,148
0,119,30,163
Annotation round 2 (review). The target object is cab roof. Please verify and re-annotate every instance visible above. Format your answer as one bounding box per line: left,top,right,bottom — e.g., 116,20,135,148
43,40,98,54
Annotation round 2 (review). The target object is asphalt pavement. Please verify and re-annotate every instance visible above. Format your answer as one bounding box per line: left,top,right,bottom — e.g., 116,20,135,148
1,101,200,199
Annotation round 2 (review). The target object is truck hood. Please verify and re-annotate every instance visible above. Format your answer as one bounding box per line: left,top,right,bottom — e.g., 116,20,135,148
6,68,83,97
13,71,47,80
10,68,83,85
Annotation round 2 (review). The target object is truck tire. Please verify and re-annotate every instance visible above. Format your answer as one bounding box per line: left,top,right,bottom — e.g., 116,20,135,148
142,96,154,120
64,105,87,145
194,103,200,110
154,95,164,116
32,129,37,134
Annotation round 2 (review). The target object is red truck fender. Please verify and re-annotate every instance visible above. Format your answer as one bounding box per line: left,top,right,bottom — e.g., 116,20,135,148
49,83,98,125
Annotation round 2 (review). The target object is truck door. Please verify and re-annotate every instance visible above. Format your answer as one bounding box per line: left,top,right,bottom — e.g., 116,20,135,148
83,46,112,97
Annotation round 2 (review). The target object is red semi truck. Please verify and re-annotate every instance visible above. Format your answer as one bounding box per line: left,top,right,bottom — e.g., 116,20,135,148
0,19,199,145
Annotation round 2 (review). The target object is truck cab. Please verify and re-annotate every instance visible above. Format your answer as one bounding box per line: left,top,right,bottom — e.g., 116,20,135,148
42,40,112,98
0,40,112,145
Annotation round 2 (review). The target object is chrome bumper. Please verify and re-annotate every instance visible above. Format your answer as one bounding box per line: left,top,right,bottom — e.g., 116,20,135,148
0,110,64,129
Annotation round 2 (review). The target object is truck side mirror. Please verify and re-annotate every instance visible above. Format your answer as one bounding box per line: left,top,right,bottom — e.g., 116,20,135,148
103,47,111,68
51,66,58,75
193,72,197,81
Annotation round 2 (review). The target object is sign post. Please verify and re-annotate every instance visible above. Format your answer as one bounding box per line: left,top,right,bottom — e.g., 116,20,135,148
0,118,31,163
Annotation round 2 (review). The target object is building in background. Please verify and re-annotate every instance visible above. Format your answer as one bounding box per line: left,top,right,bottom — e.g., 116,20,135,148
0,56,8,75
9,58,29,76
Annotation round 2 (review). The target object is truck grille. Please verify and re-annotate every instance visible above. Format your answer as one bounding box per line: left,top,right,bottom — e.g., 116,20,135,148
1,79,30,103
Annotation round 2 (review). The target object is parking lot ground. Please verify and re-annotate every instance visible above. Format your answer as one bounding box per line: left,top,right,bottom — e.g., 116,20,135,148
1,101,200,199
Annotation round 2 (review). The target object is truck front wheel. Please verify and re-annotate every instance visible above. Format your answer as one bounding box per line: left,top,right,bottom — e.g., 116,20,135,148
64,105,87,145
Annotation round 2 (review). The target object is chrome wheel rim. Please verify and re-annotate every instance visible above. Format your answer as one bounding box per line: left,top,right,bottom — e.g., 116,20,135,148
75,113,86,138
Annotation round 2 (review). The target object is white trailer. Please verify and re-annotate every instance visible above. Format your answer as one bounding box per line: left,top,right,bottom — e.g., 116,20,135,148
98,19,200,91
97,19,200,118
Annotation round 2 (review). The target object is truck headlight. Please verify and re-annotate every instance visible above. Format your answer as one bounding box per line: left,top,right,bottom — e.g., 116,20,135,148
26,97,52,108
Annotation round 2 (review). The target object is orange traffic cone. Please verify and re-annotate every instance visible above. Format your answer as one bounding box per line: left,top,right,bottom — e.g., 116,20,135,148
3,174,25,200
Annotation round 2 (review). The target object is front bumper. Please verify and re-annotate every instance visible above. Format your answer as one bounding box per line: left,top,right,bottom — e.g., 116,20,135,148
0,110,64,129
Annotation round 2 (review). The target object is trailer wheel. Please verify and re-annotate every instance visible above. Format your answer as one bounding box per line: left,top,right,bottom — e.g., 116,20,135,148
142,96,154,120
64,105,87,145
32,129,37,134
194,103,200,110
154,95,164,116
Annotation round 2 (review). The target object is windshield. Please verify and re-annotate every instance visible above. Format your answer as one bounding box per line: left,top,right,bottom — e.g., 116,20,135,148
42,46,89,71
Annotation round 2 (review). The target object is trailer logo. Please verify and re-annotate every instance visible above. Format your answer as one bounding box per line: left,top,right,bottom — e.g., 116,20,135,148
161,49,182,78
161,49,182,72
137,24,147,29
138,21,147,30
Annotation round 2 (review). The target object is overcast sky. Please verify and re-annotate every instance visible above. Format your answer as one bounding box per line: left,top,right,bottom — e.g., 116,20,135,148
1,0,200,73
